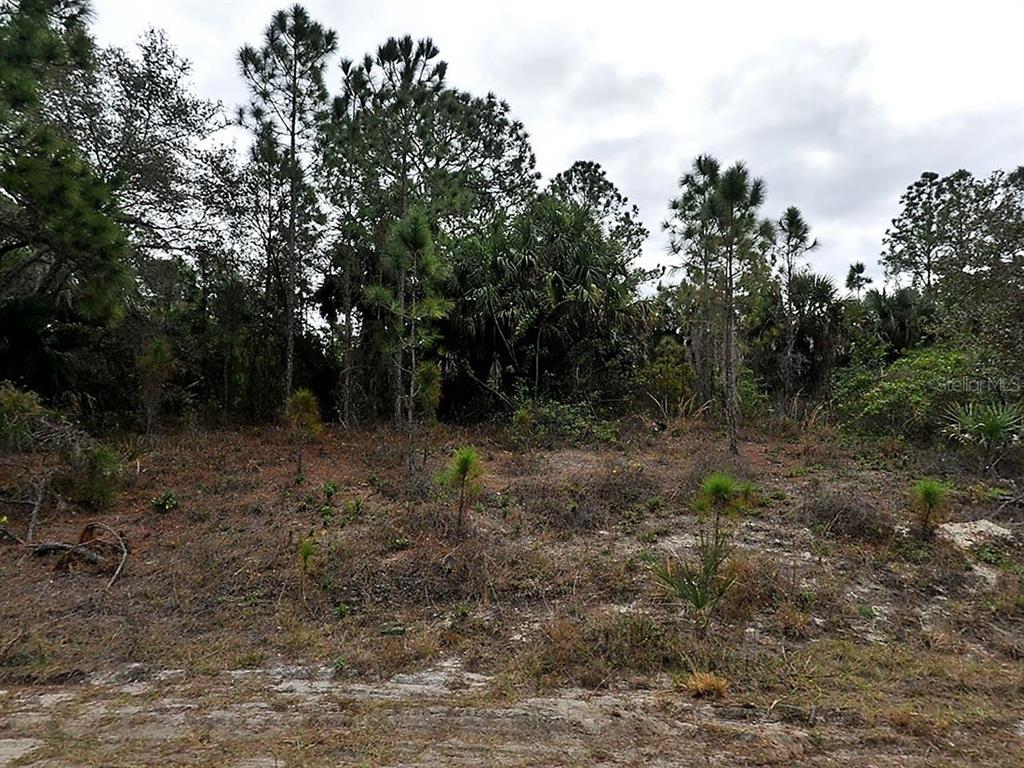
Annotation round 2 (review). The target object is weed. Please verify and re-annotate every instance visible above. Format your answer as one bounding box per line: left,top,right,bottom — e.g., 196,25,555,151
681,671,729,699
151,491,180,512
798,484,893,543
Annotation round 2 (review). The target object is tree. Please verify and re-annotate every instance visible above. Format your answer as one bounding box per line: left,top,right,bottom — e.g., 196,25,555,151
664,155,723,407
882,171,945,291
0,0,130,394
364,208,450,426
776,206,817,401
845,261,871,298
548,160,648,261
238,5,337,399
708,162,772,454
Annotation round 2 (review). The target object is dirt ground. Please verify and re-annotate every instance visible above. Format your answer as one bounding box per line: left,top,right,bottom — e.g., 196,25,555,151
2,421,1023,766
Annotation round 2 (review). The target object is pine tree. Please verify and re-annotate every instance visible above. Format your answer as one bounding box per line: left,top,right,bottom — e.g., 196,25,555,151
238,5,336,399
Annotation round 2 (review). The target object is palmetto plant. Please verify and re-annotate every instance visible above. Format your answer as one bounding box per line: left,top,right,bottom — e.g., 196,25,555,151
946,402,1023,471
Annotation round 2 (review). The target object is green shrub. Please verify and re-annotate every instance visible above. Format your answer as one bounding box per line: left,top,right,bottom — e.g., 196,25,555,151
833,347,972,438
946,401,1022,470
0,382,49,451
511,399,616,446
66,445,122,509
151,491,180,512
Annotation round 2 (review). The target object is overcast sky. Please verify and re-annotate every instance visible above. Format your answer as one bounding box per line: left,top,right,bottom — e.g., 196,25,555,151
91,0,1024,284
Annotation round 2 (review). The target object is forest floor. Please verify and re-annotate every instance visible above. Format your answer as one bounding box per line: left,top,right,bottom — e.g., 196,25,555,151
1,420,1023,766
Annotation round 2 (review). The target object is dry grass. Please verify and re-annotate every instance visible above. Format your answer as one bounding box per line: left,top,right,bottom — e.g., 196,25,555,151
682,671,729,699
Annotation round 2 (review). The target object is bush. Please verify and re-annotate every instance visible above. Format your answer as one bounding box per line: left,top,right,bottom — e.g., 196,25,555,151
65,445,121,509
0,382,49,450
798,485,894,543
151,491,180,512
832,347,973,438
511,399,617,446
946,401,1023,470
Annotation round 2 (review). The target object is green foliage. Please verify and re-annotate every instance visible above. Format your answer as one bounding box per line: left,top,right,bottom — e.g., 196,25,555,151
511,399,618,446
655,541,735,629
151,491,180,512
946,402,1023,469
414,361,442,422
910,478,949,537
0,381,48,450
637,337,692,419
298,537,317,572
437,446,483,532
66,445,121,509
833,346,972,437
695,472,754,515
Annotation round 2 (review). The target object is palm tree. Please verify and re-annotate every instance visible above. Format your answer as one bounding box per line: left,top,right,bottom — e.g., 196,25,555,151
777,206,818,401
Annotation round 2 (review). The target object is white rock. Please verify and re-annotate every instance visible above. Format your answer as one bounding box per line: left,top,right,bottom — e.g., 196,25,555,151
938,520,1013,550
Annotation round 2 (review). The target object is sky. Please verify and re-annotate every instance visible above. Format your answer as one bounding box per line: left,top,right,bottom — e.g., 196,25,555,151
91,0,1024,285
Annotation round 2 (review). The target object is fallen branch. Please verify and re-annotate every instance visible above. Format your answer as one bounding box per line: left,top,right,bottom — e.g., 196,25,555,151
27,522,129,588
88,522,129,588
31,541,106,565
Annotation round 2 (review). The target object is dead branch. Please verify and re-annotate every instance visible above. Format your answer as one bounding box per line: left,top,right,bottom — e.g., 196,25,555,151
26,522,129,587
87,522,129,588
31,541,106,564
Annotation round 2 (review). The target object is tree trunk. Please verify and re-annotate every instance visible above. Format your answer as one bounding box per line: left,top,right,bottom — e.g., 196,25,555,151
342,261,353,424
284,56,299,400
725,251,739,455
393,268,405,426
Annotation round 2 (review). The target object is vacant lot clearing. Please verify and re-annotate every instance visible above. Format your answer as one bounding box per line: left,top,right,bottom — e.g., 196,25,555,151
2,423,1023,766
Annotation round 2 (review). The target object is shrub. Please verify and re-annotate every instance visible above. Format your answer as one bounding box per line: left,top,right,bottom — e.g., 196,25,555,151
65,445,122,509
946,401,1022,470
832,347,972,438
911,478,949,538
797,485,894,543
511,399,616,446
0,382,49,450
151,491,179,512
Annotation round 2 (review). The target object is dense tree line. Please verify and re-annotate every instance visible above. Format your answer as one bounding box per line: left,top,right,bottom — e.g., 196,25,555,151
2,1,1021,450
